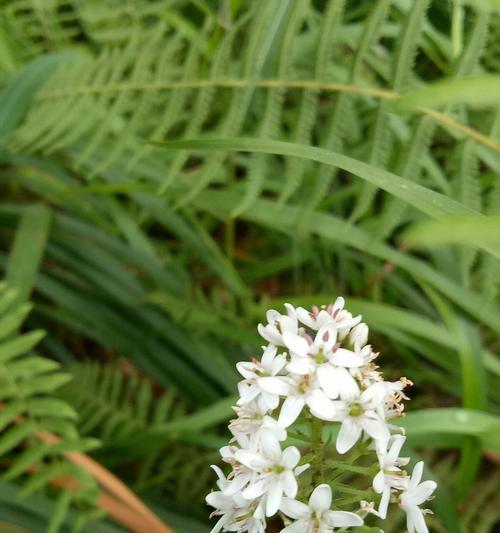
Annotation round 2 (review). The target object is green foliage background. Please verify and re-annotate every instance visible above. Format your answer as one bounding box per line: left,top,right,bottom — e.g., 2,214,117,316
0,0,500,531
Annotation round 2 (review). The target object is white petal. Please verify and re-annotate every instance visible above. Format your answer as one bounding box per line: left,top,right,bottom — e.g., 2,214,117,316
296,307,315,328
294,463,310,476
257,376,292,396
406,506,428,533
280,519,308,533
287,357,314,375
242,479,267,499
378,487,391,519
333,296,345,312
336,418,362,454
206,491,233,510
279,498,309,519
236,362,256,379
281,446,300,469
308,483,332,512
372,470,385,494
317,364,341,399
410,461,425,488
388,434,407,462
260,432,282,461
282,470,298,498
235,450,269,471
278,396,305,428
265,480,283,516
209,515,230,533
283,331,310,356
337,371,360,401
330,348,364,367
361,415,390,443
307,389,335,420
224,472,251,495
284,303,297,319
258,323,282,345
410,480,437,506
324,510,363,527
361,381,387,408
261,344,277,368
281,315,298,334
271,353,287,375
315,323,337,351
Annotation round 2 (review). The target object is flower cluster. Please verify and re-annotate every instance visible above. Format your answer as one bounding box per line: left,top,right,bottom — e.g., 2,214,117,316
207,299,437,533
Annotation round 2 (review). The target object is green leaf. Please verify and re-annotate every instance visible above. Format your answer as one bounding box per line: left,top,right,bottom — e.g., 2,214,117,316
397,75,500,109
6,204,52,304
0,53,74,144
398,408,500,451
403,214,500,248
0,330,45,364
26,399,77,420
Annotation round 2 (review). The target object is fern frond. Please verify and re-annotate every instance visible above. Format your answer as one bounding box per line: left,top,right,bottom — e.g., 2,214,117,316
59,361,218,511
279,0,345,205
0,282,100,531
377,6,490,239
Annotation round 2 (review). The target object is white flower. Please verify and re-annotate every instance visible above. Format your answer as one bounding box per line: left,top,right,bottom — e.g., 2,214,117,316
258,374,336,427
206,466,266,533
257,304,298,345
329,382,390,454
229,411,286,449
349,322,369,351
296,298,361,339
372,435,409,519
280,483,363,532
235,438,308,517
283,324,359,401
399,462,437,533
237,345,287,411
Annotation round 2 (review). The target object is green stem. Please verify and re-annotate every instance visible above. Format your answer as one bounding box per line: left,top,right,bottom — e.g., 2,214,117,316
310,417,324,486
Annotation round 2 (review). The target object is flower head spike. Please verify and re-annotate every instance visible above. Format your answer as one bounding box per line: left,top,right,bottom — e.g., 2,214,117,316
280,483,363,532
208,299,436,533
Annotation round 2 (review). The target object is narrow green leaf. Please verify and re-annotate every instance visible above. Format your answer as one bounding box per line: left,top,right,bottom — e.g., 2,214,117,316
0,330,45,364
0,53,74,144
397,75,500,109
6,204,52,304
403,214,500,248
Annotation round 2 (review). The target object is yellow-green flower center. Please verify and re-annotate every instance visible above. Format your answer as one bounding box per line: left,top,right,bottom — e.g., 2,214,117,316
349,402,364,417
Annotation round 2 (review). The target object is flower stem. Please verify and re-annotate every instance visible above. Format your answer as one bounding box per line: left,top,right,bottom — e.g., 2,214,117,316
310,417,324,486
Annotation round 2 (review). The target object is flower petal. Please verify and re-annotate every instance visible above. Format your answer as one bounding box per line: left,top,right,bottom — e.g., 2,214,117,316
278,396,305,428
308,483,332,512
281,446,300,469
257,376,292,396
330,348,364,367
307,389,336,420
261,344,277,368
280,519,308,533
265,480,283,516
336,418,362,454
410,461,424,488
242,479,267,499
287,357,314,375
324,510,363,527
280,498,309,519
410,480,437,506
361,381,387,408
317,364,341,399
361,415,390,443
283,331,310,356
282,470,298,498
